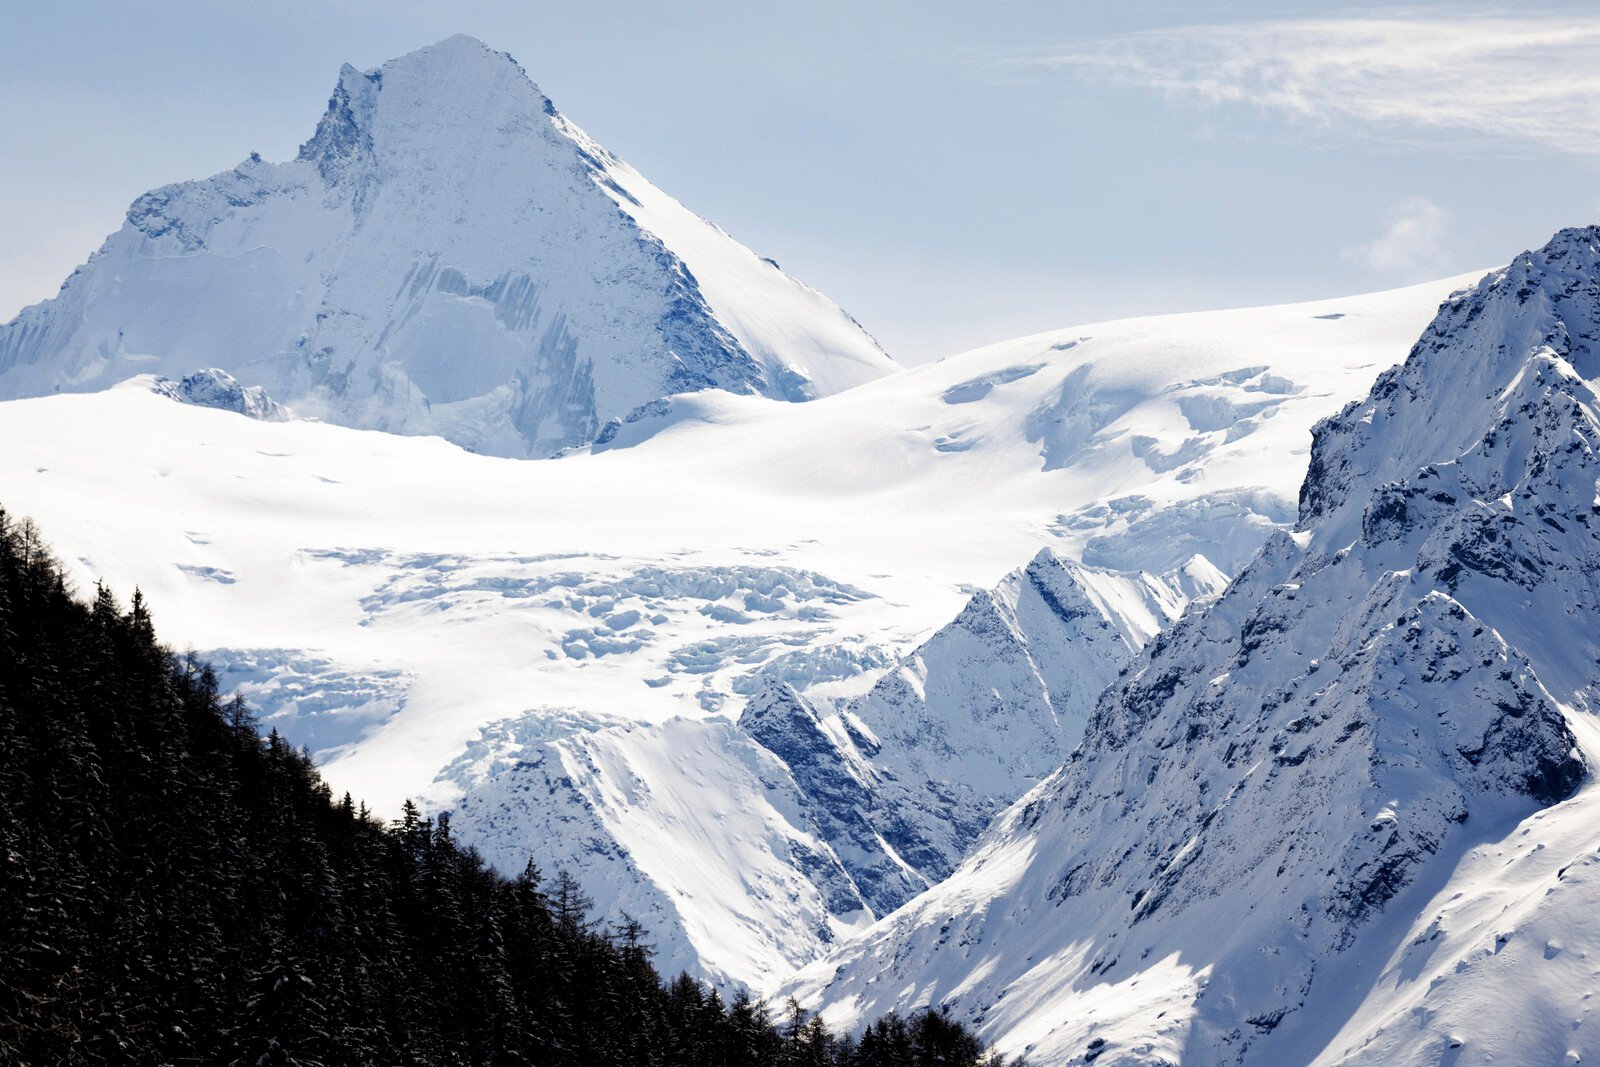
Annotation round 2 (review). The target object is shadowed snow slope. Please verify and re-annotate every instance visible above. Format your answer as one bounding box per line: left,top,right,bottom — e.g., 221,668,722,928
786,228,1600,1065
441,549,1219,992
0,35,894,457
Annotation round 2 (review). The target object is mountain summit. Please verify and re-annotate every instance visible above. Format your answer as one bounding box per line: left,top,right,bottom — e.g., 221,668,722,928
787,228,1600,1064
0,35,895,456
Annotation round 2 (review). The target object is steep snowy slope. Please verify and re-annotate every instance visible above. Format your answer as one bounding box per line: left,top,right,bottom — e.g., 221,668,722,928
441,549,1218,991
841,549,1227,883
0,35,893,457
788,228,1600,1065
0,277,1470,826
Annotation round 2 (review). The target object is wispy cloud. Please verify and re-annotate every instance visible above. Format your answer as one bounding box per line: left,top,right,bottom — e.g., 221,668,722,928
1005,12,1600,154
1343,196,1452,274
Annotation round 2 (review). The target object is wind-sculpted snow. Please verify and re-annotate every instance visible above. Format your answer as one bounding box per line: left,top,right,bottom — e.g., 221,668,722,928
0,35,894,456
789,228,1600,1065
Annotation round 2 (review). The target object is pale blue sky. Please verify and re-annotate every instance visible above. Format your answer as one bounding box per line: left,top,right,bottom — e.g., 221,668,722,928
5,2,1598,364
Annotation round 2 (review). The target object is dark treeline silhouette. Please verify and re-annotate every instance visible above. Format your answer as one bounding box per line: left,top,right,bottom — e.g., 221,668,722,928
0,509,1015,1066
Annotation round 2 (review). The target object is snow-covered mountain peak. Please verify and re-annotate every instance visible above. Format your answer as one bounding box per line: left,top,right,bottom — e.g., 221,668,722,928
736,678,874,787
297,61,379,181
789,230,1600,1064
0,37,895,457
376,32,528,85
739,677,831,750
297,36,558,187
842,547,1219,875
1301,225,1600,546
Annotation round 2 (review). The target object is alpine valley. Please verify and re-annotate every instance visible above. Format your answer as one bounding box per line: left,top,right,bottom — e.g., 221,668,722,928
3,31,1595,1067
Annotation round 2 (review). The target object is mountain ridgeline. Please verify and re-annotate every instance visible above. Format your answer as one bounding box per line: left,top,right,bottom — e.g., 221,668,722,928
441,548,1224,992
0,509,1009,1066
0,35,895,457
787,227,1600,1064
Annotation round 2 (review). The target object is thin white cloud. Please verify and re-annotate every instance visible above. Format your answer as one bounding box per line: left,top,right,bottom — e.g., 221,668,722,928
1007,13,1600,154
1344,196,1452,274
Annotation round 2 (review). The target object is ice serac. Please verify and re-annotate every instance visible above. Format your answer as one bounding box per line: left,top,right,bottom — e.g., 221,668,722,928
0,35,895,457
443,548,1219,994
789,228,1600,1066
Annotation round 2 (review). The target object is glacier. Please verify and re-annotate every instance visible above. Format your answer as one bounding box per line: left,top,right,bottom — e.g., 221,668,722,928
0,272,1475,993
0,277,1469,819
440,549,1223,990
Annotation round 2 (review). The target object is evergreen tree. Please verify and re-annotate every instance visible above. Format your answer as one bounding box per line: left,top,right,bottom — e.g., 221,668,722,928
0,506,1016,1066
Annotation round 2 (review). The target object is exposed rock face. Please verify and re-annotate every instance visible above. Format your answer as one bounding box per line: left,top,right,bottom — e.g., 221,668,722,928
738,678,926,919
0,35,895,457
786,229,1600,1066
145,369,292,421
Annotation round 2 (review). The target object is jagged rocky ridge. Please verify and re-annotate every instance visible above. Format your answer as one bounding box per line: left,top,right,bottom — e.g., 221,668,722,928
441,549,1223,992
141,369,292,421
0,35,894,456
838,550,1227,886
787,228,1600,1065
